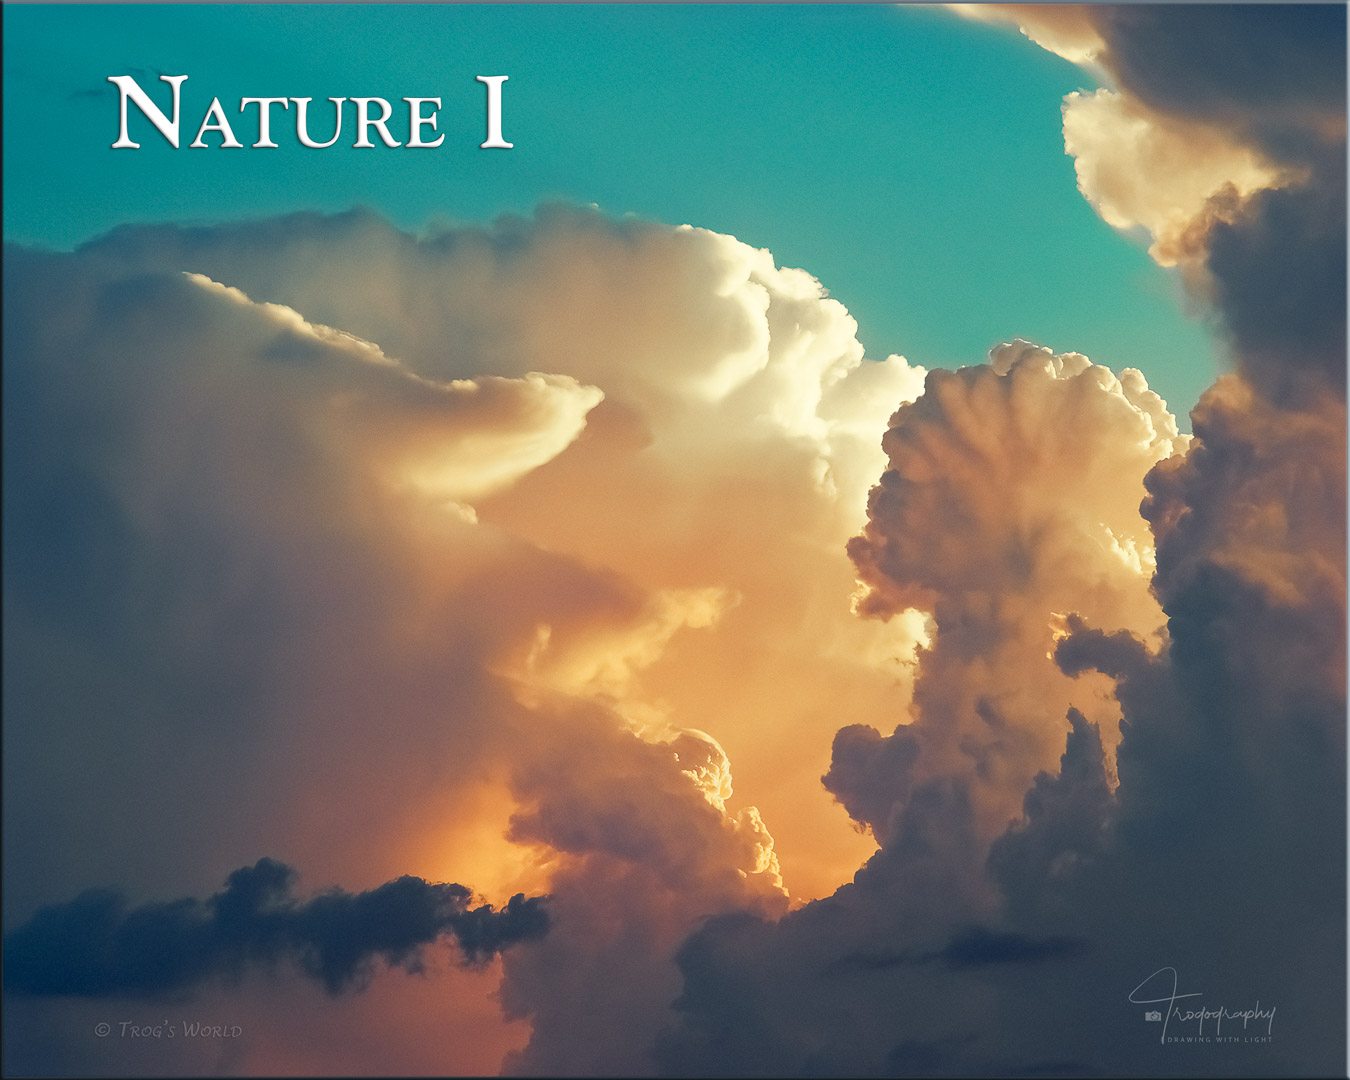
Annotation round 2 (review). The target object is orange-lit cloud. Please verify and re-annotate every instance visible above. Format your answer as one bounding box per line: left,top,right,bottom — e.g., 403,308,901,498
1060,90,1290,268
946,3,1104,66
3,211,928,1073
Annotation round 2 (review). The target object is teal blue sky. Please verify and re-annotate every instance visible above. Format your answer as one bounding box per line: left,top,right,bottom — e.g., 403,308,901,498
3,3,1220,417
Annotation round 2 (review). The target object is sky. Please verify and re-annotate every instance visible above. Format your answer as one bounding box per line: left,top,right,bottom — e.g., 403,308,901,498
2,4,1346,1079
3,3,1221,414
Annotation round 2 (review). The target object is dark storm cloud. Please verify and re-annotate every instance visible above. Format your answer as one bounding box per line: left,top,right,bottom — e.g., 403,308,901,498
1086,4,1347,398
3,859,549,998
1090,4,1346,147
1204,159,1347,390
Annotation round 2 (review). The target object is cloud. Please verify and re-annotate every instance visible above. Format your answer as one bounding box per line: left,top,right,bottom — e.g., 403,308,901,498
1088,5,1346,398
1060,88,1290,268
3,207,927,1074
657,341,1189,1076
1089,4,1346,147
660,349,1344,1077
833,341,1182,849
495,716,789,1075
971,4,1347,399
75,206,924,456
945,4,1104,67
3,859,548,998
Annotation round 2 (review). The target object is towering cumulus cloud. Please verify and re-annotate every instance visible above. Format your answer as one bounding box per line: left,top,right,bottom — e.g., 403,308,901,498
834,342,1183,850
4,208,925,1075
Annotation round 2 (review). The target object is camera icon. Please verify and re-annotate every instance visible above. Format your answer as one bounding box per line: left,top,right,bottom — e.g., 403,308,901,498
1144,1010,1162,1022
